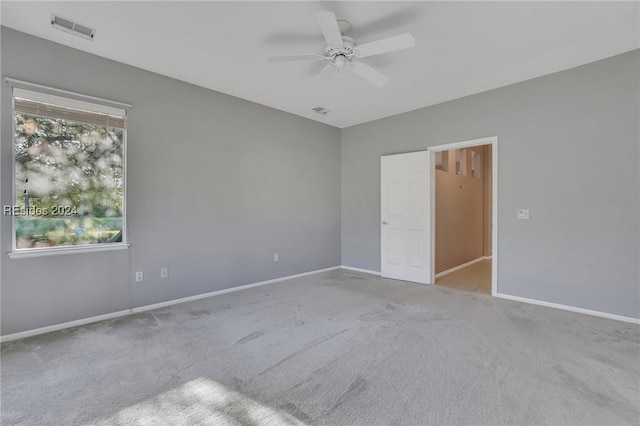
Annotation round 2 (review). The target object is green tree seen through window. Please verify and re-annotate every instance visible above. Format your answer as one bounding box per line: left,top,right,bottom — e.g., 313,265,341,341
14,113,124,248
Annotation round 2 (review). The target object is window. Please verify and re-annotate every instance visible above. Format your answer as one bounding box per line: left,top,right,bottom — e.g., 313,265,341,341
471,150,482,179
10,87,127,253
435,150,449,172
455,148,467,176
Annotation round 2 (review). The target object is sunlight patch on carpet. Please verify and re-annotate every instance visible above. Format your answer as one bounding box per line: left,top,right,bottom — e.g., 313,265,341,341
95,377,308,425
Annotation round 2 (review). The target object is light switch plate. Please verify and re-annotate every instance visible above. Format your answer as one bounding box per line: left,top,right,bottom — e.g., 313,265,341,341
517,209,530,220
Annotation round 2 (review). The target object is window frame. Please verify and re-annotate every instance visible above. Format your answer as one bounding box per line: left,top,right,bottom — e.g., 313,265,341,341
7,80,131,259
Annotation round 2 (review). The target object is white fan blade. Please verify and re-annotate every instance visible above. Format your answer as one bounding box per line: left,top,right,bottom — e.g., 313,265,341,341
315,11,344,47
268,54,325,63
313,65,337,87
356,33,415,58
351,62,389,87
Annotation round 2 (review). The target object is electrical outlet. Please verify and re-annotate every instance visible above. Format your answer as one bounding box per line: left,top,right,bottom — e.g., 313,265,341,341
135,271,143,282
160,268,168,279
274,253,279,262
517,209,530,220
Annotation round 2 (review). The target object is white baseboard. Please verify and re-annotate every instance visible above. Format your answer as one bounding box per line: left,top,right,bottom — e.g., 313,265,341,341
340,265,381,276
0,309,133,344
0,266,341,343
435,256,488,278
130,266,341,315
496,293,640,325
5,265,636,342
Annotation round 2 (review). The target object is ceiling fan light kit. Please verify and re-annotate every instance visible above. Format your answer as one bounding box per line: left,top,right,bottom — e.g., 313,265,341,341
267,10,416,88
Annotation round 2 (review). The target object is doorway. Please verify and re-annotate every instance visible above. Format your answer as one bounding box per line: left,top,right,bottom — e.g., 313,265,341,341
379,137,497,296
429,137,497,296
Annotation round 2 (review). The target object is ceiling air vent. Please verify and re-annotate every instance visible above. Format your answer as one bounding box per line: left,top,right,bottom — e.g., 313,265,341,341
51,14,96,40
312,107,330,116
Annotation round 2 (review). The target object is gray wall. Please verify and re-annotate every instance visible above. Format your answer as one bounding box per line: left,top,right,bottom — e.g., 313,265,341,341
342,50,639,319
2,28,637,336
1,28,341,335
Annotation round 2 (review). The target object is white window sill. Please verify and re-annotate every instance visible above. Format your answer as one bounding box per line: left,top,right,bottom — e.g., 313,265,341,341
8,243,129,259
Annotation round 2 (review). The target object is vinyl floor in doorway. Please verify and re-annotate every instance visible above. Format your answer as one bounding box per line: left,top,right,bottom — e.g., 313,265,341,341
436,258,492,294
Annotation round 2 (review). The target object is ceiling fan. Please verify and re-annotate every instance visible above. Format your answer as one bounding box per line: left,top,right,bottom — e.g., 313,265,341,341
267,11,416,87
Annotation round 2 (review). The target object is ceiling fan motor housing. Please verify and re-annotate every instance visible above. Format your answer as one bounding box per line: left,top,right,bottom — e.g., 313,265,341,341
325,36,357,69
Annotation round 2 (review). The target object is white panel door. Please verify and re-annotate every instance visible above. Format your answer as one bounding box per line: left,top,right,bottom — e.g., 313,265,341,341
381,151,433,284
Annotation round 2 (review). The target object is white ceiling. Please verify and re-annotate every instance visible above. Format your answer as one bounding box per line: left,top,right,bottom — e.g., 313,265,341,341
2,1,638,128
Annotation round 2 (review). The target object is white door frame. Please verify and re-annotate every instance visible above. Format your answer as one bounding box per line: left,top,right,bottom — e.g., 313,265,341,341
428,136,498,296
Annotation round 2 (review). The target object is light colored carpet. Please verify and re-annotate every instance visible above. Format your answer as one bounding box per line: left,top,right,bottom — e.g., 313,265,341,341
2,269,639,425
436,259,492,295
